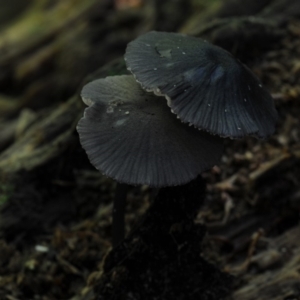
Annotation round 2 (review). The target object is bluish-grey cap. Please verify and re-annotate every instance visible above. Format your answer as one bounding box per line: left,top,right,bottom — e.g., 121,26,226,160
125,31,278,139
77,75,223,187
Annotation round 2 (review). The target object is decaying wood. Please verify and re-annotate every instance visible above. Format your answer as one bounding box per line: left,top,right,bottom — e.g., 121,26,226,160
230,226,300,300
249,149,300,183
0,0,151,173
0,0,299,299
0,96,81,173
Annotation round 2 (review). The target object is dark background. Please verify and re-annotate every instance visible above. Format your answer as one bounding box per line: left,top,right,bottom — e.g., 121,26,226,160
0,0,299,299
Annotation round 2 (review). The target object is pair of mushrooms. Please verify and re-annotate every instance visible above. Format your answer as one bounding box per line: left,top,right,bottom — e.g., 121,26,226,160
77,31,277,188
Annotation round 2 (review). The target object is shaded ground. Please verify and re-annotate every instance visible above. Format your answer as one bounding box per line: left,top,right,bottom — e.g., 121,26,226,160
0,0,299,299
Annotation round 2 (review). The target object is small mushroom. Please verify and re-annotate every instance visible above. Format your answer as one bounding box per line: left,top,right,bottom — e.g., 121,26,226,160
125,31,278,139
77,75,223,187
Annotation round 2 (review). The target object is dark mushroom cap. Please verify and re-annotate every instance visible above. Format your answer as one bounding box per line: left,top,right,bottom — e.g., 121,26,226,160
125,31,278,139
77,75,223,187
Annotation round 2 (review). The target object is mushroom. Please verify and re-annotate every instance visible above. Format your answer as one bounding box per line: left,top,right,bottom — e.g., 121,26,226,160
77,75,223,187
78,31,278,247
125,31,278,139
77,75,223,246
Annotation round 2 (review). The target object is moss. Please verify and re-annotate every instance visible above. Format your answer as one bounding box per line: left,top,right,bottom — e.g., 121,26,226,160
0,184,14,206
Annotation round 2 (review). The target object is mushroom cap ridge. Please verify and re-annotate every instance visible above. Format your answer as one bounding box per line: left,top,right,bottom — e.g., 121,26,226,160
77,75,223,187
125,31,278,139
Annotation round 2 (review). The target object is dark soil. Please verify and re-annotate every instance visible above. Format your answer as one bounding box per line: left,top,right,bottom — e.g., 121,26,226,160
0,0,299,300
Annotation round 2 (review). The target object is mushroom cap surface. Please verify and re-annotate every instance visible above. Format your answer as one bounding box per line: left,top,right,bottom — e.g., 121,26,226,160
125,31,278,139
77,75,223,187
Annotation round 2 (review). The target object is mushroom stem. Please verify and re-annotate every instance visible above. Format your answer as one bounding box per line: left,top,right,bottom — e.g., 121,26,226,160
98,176,221,300
112,183,129,248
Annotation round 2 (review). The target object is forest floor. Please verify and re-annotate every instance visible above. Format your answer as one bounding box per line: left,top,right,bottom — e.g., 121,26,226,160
0,0,299,299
